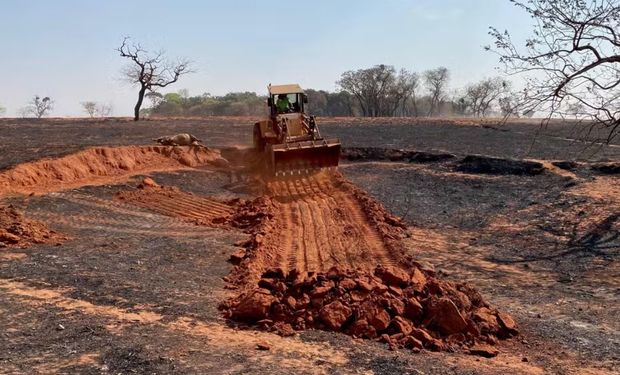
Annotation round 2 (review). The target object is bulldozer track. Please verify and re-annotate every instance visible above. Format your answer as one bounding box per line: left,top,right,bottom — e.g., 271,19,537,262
115,188,234,224
265,174,397,274
31,193,218,238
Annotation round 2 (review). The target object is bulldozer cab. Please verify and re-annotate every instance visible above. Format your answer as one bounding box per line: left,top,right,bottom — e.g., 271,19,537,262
271,93,305,114
268,84,307,115
267,84,309,138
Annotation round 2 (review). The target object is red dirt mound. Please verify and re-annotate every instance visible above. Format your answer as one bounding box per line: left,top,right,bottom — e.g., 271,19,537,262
116,178,235,226
221,265,518,357
0,145,224,196
220,171,518,356
224,171,412,288
0,205,67,248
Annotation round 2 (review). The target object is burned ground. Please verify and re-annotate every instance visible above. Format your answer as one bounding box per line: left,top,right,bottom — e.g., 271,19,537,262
0,117,618,374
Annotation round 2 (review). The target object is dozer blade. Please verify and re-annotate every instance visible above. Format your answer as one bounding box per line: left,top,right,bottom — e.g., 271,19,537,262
270,139,341,176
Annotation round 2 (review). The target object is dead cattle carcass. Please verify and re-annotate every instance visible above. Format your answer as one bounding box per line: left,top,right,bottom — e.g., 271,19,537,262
154,133,202,146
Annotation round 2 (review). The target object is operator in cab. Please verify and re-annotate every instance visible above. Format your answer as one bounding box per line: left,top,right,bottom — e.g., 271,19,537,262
276,94,291,113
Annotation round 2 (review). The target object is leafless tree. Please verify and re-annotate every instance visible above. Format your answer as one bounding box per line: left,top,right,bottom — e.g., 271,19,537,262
392,70,420,116
488,0,620,143
81,101,97,118
81,101,113,118
498,93,520,117
22,96,53,118
452,94,470,116
118,37,191,121
0,103,5,115
337,65,418,117
424,67,450,116
98,103,113,117
464,77,511,117
404,72,422,116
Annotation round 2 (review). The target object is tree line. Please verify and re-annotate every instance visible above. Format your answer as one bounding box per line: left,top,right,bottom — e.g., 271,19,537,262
145,65,523,118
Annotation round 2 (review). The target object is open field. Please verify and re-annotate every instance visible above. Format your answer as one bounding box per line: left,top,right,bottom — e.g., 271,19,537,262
0,117,619,170
0,117,618,374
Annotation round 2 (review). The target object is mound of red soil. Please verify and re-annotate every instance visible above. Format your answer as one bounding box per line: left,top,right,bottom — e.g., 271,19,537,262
224,171,412,287
221,265,518,357
220,171,518,356
0,145,224,196
0,205,66,248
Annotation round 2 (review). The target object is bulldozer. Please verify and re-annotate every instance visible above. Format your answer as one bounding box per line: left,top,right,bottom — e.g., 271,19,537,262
253,84,341,176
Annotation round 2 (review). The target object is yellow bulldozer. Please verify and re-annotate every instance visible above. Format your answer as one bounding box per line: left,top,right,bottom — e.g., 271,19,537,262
253,84,341,176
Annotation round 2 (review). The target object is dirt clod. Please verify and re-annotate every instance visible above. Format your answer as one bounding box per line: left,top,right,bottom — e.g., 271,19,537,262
0,205,66,248
469,343,500,358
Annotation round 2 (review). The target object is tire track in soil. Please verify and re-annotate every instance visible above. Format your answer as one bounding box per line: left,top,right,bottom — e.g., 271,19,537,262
315,176,394,268
115,187,234,225
304,176,352,270
30,192,221,238
299,177,334,271
285,181,311,272
294,179,323,272
265,173,398,274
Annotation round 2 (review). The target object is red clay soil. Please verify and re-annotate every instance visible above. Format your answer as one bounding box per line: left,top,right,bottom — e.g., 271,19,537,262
225,171,412,287
221,170,518,356
116,178,235,226
0,145,224,196
0,205,66,248
221,266,517,357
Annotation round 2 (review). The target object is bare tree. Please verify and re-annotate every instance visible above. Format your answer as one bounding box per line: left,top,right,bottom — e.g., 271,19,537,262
81,101,97,118
98,103,113,117
390,70,419,116
0,103,5,115
488,0,620,142
118,37,191,121
424,67,450,116
81,101,113,118
398,72,422,117
498,93,520,117
22,96,53,118
452,94,471,116
464,77,511,117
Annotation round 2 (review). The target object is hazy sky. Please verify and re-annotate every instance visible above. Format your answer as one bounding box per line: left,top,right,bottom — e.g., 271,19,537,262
0,0,533,117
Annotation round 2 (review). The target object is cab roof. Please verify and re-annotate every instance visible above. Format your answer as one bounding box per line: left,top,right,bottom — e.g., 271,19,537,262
268,84,304,95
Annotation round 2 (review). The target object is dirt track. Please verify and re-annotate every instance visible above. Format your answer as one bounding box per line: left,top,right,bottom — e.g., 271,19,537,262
265,175,395,273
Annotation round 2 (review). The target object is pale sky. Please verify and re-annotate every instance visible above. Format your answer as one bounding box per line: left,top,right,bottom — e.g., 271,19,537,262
0,0,533,117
